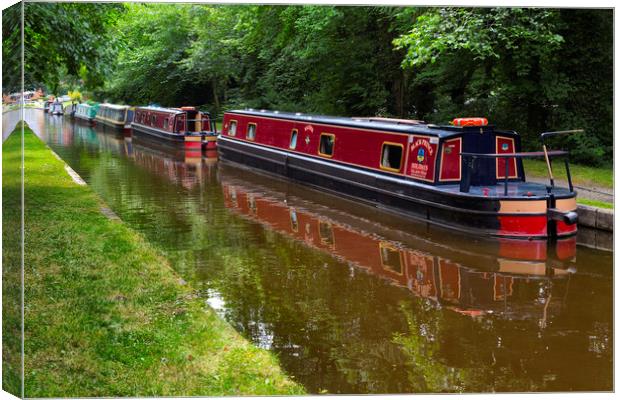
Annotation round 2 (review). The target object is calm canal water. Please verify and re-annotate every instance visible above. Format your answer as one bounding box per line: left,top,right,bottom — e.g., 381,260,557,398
16,110,614,393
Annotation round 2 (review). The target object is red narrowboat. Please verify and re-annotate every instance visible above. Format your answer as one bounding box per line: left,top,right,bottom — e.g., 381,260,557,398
218,109,580,239
131,106,217,149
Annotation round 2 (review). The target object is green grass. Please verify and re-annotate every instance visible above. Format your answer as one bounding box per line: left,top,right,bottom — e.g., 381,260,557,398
523,159,613,189
4,125,304,397
2,103,21,113
577,198,614,209
2,102,43,113
2,124,23,396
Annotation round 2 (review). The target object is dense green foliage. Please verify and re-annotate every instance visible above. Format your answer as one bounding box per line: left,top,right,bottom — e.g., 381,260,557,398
2,2,120,95
393,8,613,163
104,5,613,165
2,3,21,94
6,4,612,165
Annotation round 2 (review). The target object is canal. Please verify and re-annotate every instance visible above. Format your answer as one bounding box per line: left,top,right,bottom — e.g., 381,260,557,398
14,110,613,393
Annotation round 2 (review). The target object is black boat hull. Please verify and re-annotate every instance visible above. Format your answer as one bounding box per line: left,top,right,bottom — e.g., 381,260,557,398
131,123,184,142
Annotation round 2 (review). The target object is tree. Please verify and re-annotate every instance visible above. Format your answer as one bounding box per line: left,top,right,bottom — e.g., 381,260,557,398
68,90,82,103
88,5,612,165
180,6,245,115
104,4,198,106
2,3,22,93
392,7,612,164
18,3,121,95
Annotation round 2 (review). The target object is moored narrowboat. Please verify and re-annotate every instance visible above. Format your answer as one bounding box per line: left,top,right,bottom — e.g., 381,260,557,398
65,102,77,117
43,100,52,113
74,103,100,124
95,103,135,130
131,106,217,148
50,100,64,115
218,109,580,239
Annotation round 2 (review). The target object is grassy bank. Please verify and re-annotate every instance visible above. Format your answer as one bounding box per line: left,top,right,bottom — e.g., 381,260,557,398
576,198,614,210
2,102,41,112
523,159,613,209
2,123,23,395
5,125,303,397
523,159,613,189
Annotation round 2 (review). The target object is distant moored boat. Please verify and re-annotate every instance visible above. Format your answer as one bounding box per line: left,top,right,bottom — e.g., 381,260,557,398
95,103,135,131
74,103,100,123
50,101,64,115
65,103,77,117
131,106,217,149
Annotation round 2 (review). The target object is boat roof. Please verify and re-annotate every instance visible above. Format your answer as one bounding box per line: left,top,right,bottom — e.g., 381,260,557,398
227,109,508,138
135,106,184,115
100,103,130,110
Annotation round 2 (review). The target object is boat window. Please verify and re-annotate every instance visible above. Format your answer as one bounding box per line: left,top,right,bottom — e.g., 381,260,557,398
176,116,185,132
380,242,403,274
290,209,299,232
318,221,334,247
247,123,257,141
228,120,237,136
247,194,257,214
319,133,335,157
230,188,238,207
164,118,169,130
289,129,298,149
380,143,404,172
151,114,156,126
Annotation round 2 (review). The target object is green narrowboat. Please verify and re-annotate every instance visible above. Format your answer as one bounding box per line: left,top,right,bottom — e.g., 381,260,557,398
74,103,100,123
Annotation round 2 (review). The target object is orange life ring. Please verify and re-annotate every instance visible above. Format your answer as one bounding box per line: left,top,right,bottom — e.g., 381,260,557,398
452,117,488,127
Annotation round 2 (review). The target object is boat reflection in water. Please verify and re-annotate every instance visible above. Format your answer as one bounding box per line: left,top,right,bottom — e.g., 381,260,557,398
127,133,218,190
215,167,605,393
220,166,576,321
68,119,218,191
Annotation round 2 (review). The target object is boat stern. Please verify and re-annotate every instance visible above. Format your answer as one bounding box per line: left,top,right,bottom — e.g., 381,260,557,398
496,191,578,238
202,133,218,150
548,196,579,237
184,133,203,149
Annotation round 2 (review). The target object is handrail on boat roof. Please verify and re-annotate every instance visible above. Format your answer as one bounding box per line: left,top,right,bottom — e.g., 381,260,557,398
538,129,582,190
459,150,573,195
460,150,569,159
460,129,581,194
185,118,211,122
540,129,584,142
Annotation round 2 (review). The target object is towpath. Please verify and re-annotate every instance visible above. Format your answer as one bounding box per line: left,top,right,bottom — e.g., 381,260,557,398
527,175,613,204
